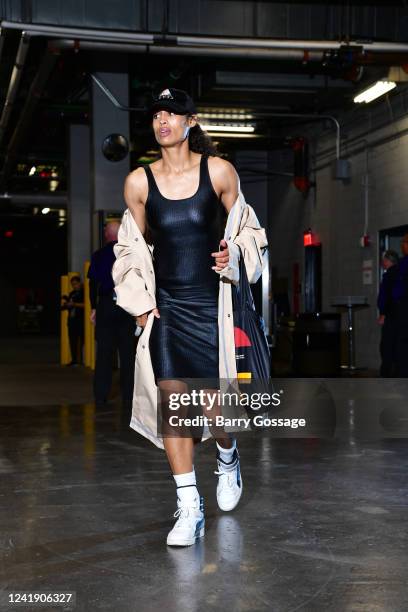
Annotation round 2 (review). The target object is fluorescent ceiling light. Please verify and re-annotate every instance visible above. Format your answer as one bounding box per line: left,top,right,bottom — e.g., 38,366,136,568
206,132,261,139
199,112,254,120
198,108,253,120
354,80,397,104
200,124,255,133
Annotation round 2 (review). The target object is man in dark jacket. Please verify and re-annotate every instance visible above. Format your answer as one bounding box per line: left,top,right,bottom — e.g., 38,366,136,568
377,250,399,376
393,234,408,377
88,221,136,407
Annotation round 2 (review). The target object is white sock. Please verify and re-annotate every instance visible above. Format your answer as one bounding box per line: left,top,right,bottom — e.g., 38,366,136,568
173,469,199,504
216,438,237,464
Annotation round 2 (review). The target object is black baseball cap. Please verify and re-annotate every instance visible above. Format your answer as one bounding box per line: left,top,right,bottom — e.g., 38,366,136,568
149,88,197,116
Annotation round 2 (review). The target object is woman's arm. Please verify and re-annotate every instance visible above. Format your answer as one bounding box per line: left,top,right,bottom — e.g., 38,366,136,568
208,156,268,284
208,157,240,272
124,167,148,236
119,168,160,327
209,156,239,214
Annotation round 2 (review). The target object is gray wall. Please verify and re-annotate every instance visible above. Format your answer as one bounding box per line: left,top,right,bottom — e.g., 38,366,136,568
269,111,408,370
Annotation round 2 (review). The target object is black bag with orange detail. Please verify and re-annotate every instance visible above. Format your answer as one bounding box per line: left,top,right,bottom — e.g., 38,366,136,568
231,246,271,385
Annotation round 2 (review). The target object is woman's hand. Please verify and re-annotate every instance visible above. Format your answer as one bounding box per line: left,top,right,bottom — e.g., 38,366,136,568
136,308,160,328
211,239,229,271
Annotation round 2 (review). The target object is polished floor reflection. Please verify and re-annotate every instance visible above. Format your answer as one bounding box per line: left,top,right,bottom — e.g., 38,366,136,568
1,401,408,612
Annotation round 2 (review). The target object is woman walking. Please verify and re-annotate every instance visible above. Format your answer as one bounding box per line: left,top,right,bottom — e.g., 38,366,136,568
113,88,268,546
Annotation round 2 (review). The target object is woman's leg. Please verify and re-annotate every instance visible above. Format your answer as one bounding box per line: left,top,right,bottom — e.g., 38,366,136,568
158,379,204,546
159,379,195,472
202,386,243,512
163,436,194,474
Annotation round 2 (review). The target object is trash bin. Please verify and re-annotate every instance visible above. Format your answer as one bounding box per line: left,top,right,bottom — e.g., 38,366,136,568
293,313,341,376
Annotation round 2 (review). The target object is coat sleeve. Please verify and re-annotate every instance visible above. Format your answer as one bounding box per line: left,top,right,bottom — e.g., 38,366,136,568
111,213,157,318
218,204,268,285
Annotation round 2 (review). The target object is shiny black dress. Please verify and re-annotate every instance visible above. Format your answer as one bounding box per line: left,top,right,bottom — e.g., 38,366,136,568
144,154,222,381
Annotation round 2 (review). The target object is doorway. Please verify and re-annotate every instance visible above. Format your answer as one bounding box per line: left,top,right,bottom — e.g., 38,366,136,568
379,224,408,280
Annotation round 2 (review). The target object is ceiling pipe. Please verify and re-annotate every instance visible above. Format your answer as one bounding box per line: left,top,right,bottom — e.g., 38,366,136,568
4,20,408,54
178,35,408,54
0,46,60,189
0,32,31,148
1,21,154,43
47,38,408,73
90,74,138,111
52,38,324,62
0,192,67,206
90,73,342,157
0,27,5,64
265,113,341,159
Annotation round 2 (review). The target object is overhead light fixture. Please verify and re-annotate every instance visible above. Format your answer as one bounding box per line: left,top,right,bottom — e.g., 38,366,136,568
205,132,261,139
41,207,50,215
29,166,36,176
199,111,254,121
201,124,255,133
354,80,397,104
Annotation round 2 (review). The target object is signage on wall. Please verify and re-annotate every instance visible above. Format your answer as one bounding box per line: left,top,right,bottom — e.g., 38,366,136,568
362,259,373,285
303,229,321,247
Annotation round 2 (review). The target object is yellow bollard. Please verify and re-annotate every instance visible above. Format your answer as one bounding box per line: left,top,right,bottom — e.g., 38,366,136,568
60,272,80,365
60,275,70,364
83,261,95,370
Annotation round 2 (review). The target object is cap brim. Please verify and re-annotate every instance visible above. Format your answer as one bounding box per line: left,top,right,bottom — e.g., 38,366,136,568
150,101,196,115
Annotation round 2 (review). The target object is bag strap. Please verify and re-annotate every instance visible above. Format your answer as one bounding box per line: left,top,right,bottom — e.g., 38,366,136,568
232,245,256,311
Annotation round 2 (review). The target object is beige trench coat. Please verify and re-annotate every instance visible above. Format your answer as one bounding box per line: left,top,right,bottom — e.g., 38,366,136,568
112,184,268,449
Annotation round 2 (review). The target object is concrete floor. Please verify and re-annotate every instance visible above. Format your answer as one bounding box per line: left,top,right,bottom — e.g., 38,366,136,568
1,338,408,611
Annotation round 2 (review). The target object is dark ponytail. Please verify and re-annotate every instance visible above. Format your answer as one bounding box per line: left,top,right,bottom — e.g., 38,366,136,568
188,122,220,156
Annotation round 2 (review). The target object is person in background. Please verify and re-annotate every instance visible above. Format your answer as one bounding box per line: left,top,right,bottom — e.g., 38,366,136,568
377,250,399,377
393,234,408,376
88,221,136,408
61,275,84,366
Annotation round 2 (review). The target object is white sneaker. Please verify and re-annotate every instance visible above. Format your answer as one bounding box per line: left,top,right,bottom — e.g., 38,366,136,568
215,448,243,512
166,496,205,547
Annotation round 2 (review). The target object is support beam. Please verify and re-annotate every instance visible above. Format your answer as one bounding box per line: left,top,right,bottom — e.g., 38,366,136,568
91,54,130,213
68,124,91,274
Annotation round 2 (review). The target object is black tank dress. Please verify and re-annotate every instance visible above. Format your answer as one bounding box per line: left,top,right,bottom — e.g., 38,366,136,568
144,154,222,381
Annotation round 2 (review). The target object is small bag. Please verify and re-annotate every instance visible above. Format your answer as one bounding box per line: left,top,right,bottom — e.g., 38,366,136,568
231,246,271,385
